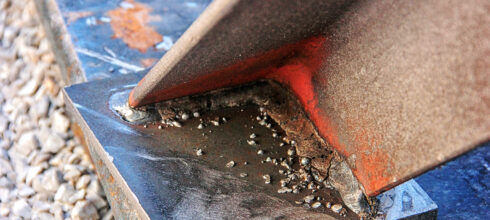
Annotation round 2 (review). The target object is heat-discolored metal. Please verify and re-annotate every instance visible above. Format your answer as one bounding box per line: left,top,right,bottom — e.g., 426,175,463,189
130,0,490,196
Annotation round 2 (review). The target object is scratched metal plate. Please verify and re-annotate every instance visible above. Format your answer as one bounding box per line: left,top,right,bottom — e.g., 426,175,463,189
35,0,211,83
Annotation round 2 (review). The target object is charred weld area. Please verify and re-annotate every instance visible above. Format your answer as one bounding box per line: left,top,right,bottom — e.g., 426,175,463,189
135,80,376,216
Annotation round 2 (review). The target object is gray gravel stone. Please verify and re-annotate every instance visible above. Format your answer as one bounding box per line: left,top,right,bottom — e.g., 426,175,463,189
32,212,54,220
331,204,343,213
51,111,70,133
31,200,51,213
64,169,82,182
31,96,49,120
0,188,10,202
12,199,31,218
41,133,65,153
18,78,39,96
0,115,8,134
41,168,63,193
86,193,107,209
68,189,86,204
25,165,43,185
17,185,35,197
71,201,99,220
0,0,111,218
14,132,38,156
76,175,91,190
54,183,75,203
0,203,9,217
0,158,13,176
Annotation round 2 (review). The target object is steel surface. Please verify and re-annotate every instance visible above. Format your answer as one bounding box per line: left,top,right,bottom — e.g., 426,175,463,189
130,0,490,196
63,72,351,219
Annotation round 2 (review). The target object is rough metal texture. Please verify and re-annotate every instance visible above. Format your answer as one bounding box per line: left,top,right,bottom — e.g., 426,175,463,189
129,0,353,106
130,0,490,196
64,73,351,219
64,71,443,219
316,0,489,196
147,80,372,215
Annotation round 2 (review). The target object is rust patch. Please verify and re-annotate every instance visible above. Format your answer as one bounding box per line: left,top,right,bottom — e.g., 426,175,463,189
140,58,157,68
64,11,93,24
107,0,163,53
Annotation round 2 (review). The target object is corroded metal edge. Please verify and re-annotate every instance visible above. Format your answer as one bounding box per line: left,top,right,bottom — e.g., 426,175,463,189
63,89,149,220
34,0,86,85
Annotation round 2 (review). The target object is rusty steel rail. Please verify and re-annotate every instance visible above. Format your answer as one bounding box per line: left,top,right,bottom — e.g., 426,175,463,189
129,0,490,197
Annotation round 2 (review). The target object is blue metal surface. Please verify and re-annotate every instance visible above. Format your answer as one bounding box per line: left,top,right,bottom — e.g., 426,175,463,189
57,0,210,81
416,143,489,220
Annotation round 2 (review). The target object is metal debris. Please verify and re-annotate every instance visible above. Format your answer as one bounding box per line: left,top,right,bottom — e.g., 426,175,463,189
247,140,257,146
312,202,322,209
257,149,264,155
171,121,182,128
197,123,204,129
196,149,203,156
277,187,292,194
300,157,311,166
280,161,291,170
331,204,343,213
249,133,257,139
303,195,315,204
325,202,332,208
226,161,235,168
265,157,272,162
340,208,347,217
181,113,190,120
210,120,220,126
100,16,111,23
262,174,271,184
155,36,174,51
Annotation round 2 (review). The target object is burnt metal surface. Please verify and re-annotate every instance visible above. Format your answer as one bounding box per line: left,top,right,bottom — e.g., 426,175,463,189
130,0,490,196
35,0,210,84
63,72,352,219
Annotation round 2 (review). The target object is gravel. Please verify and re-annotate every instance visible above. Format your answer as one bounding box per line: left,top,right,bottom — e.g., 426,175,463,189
0,0,112,219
